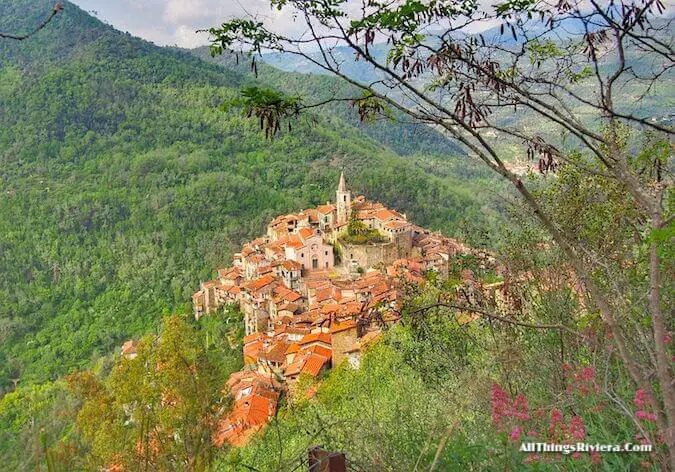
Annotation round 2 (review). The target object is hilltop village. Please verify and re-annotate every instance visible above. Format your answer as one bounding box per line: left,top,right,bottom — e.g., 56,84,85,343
190,173,476,446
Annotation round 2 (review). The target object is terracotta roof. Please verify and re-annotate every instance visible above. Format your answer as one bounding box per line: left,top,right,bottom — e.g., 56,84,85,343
218,267,242,279
301,354,329,377
282,259,302,270
298,332,331,346
246,274,277,291
285,235,305,249
329,319,357,334
243,332,266,345
320,303,341,315
315,287,335,303
263,341,289,364
243,340,264,363
384,220,409,230
121,340,138,355
373,209,398,222
282,290,303,303
304,344,332,360
277,301,301,312
298,227,315,239
317,204,336,214
285,343,300,355
202,280,218,289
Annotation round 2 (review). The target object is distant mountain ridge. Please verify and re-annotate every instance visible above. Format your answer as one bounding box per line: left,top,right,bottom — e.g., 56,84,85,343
258,18,674,122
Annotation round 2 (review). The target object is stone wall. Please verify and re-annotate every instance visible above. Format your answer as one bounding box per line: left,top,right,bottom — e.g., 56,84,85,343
340,241,400,270
331,326,358,367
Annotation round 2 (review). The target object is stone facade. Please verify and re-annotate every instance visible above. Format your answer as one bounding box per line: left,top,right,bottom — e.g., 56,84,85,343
340,241,401,271
335,171,351,226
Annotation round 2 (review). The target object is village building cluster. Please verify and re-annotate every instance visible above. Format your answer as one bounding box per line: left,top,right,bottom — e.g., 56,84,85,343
190,173,474,446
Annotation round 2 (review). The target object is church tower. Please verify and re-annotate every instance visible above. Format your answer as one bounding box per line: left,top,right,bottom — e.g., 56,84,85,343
336,171,351,225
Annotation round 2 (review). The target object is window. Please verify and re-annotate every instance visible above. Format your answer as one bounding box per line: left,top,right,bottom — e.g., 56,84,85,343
343,195,347,202
325,250,328,256
325,261,329,268
312,259,319,269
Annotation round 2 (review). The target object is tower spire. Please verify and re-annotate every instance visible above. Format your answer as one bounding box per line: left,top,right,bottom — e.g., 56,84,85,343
335,171,351,225
338,171,347,192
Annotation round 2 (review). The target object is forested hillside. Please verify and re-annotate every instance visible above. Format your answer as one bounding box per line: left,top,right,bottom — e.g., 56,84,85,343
0,1,494,393
2,1,670,470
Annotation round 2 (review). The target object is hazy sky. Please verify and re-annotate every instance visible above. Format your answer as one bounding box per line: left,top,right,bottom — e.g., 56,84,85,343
68,1,501,49
69,0,304,48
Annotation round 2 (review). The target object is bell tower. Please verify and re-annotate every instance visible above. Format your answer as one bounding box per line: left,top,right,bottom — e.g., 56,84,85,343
336,171,351,225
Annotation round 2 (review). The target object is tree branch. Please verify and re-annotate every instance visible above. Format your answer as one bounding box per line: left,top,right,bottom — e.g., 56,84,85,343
0,3,63,41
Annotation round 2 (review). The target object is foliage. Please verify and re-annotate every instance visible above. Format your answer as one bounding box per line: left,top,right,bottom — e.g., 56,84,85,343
0,0,493,395
219,246,667,469
220,335,491,471
67,311,243,471
224,86,302,138
0,2,500,467
208,0,674,463
341,216,388,245
0,380,79,471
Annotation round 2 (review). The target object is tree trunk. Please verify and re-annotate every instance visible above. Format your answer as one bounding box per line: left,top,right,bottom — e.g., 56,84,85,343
648,213,675,470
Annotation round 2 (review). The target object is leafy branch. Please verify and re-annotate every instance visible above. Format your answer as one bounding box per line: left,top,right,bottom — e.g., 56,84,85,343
224,87,302,138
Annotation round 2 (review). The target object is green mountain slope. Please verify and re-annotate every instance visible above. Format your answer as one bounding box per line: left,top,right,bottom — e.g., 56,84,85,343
191,46,468,159
0,1,496,392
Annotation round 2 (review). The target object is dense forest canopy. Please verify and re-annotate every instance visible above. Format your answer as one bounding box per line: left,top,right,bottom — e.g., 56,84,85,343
0,1,495,394
0,0,672,470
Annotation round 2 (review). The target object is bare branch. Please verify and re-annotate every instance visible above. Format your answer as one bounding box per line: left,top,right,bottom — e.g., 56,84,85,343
0,3,63,41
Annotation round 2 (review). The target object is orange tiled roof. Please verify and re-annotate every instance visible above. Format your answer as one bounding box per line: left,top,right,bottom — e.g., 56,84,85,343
285,235,305,249
384,220,409,230
298,332,331,346
243,332,266,345
329,319,357,334
262,341,289,364
373,209,399,222
303,344,332,360
282,259,302,270
301,354,329,377
317,204,336,214
121,340,138,355
298,227,315,239
246,274,277,291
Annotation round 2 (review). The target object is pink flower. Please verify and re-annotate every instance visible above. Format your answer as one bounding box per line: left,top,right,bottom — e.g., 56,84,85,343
510,426,522,441
549,408,566,438
633,389,651,408
549,408,563,427
664,332,672,344
580,367,596,381
491,383,511,427
570,416,586,440
636,410,657,422
590,451,601,465
512,394,531,419
572,452,581,460
524,454,540,464
566,365,600,396
634,434,652,445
